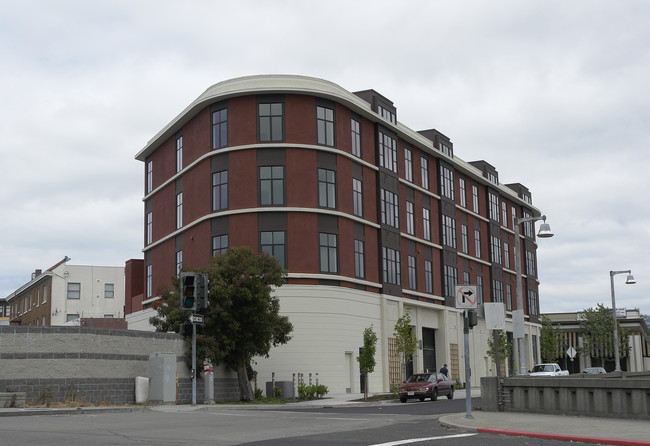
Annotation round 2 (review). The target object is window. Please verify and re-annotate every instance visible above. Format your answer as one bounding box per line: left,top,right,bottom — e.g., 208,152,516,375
440,165,454,200
477,275,484,304
43,284,48,303
472,185,479,213
492,280,504,303
443,265,458,297
526,250,536,276
511,207,517,228
258,102,283,142
488,172,498,184
440,142,452,157
176,250,183,275
176,192,183,229
67,314,79,322
528,290,538,315
463,271,470,285
354,239,365,279
104,283,114,298
523,210,534,237
442,215,456,248
490,235,502,264
378,105,396,123
147,160,153,194
318,168,336,208
489,192,500,222
382,247,401,285
212,107,228,149
212,234,229,256
421,157,429,189
146,211,153,245
351,118,361,157
424,260,433,294
474,229,481,258
146,264,152,298
176,135,183,173
260,166,285,205
506,284,512,311
461,224,468,254
67,282,81,299
404,148,412,182
104,314,114,318
378,132,397,173
319,233,338,273
504,242,510,268
352,178,363,217
502,202,508,228
380,189,399,228
406,201,414,235
407,255,416,290
459,177,466,207
317,105,335,146
423,208,431,241
261,231,286,269
212,170,228,211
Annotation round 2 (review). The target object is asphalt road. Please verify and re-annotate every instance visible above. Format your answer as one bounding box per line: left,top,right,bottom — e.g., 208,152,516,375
0,399,587,446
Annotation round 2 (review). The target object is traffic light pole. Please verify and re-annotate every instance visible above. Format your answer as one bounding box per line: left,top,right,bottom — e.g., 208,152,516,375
192,321,197,406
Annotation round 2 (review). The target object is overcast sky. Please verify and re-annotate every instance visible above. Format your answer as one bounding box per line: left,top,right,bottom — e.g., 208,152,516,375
2,0,649,315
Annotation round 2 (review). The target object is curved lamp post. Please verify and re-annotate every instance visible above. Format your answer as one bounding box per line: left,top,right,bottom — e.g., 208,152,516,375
513,215,554,375
609,270,636,372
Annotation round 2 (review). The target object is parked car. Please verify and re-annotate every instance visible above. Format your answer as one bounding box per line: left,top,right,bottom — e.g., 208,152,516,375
398,372,454,403
583,367,607,374
528,363,570,376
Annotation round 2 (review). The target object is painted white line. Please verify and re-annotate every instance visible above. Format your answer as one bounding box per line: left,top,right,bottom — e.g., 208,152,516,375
369,433,477,446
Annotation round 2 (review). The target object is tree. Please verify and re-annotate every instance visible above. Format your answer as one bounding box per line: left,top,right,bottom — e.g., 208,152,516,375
540,315,561,363
150,246,293,401
357,325,377,401
487,329,511,374
579,303,630,367
394,312,417,382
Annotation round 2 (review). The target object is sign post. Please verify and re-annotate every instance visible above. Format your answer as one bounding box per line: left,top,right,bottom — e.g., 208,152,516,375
455,286,478,419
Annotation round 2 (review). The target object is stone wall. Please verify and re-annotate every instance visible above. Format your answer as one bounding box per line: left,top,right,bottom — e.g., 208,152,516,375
481,372,650,419
0,326,238,405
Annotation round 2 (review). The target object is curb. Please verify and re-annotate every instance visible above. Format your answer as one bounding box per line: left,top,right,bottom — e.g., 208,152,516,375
0,406,144,417
477,428,650,446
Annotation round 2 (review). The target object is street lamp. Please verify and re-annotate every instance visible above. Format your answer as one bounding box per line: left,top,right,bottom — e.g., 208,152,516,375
609,270,636,372
513,214,554,375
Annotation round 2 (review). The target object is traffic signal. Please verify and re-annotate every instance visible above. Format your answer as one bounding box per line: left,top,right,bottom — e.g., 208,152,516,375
196,273,209,310
180,321,192,337
180,272,197,311
467,309,478,328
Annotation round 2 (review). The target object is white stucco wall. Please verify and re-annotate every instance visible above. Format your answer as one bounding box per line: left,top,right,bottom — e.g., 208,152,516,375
49,264,125,325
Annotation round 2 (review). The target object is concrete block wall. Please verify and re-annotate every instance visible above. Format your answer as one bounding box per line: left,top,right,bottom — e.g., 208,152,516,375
0,326,238,405
481,372,650,420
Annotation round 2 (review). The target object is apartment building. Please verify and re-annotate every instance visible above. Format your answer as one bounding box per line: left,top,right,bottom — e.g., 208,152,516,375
6,257,126,327
134,75,548,392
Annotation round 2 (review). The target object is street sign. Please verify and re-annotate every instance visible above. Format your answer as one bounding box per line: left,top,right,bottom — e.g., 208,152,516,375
566,346,577,359
455,285,478,309
190,314,203,325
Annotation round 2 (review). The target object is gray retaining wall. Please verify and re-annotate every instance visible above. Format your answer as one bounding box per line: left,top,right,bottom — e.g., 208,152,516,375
0,326,239,405
481,372,650,420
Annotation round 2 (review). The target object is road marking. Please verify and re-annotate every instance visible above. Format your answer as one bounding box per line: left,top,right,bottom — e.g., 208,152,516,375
369,433,477,445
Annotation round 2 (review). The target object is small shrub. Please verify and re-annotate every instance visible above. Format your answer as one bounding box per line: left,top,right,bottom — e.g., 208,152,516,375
297,383,328,400
273,385,283,398
254,388,264,400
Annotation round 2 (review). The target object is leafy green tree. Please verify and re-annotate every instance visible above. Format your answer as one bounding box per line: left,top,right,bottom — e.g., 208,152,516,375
150,246,293,401
357,325,377,401
540,315,561,362
487,329,511,373
394,312,417,381
579,303,629,367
